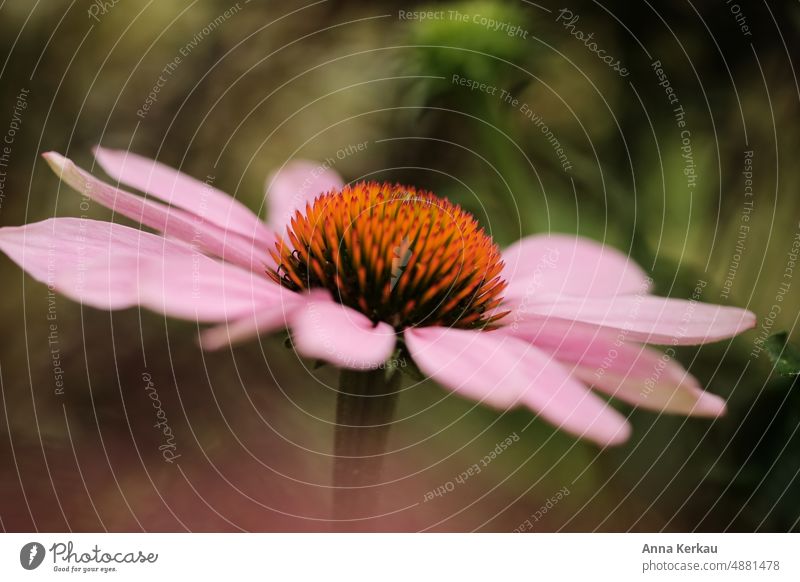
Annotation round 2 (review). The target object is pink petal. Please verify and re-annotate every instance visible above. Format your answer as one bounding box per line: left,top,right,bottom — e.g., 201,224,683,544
199,296,305,351
0,218,283,322
508,295,756,346
289,293,396,369
93,146,272,241
265,160,344,232
501,234,652,302
43,152,271,272
527,328,726,416
404,327,631,446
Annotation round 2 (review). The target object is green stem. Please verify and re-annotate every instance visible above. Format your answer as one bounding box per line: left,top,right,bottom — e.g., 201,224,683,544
332,367,401,529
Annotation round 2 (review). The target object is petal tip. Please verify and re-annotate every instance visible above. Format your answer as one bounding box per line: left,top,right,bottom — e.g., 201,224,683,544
742,310,758,331
198,330,226,352
91,144,115,164
720,307,758,339
691,391,727,417
42,151,70,175
598,420,632,446
42,150,64,163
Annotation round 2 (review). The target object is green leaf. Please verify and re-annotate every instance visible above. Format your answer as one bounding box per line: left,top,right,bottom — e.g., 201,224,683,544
765,332,800,376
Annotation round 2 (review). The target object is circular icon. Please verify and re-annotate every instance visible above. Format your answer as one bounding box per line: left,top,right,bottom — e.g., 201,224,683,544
19,542,46,570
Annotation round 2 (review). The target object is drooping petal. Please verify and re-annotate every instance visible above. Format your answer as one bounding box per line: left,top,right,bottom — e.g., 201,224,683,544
288,293,396,369
404,327,631,446
93,146,272,241
199,294,305,351
507,294,756,346
526,328,726,416
265,160,344,232
43,152,270,272
0,218,283,322
501,234,652,302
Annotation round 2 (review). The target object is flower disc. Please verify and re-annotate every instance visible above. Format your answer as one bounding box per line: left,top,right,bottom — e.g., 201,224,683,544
269,182,508,330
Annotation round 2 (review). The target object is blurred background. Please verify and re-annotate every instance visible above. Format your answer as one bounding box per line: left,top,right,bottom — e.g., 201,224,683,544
0,0,798,532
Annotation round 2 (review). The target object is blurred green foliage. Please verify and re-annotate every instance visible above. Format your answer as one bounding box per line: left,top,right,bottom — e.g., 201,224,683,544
766,333,800,377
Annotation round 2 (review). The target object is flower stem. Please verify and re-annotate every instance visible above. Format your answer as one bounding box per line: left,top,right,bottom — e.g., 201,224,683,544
332,367,401,529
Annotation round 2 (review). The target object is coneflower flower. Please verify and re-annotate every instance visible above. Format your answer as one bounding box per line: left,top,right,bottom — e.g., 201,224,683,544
0,148,756,442
0,149,755,520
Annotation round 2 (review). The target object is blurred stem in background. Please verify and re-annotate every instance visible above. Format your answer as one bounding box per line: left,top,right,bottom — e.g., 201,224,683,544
333,367,401,530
